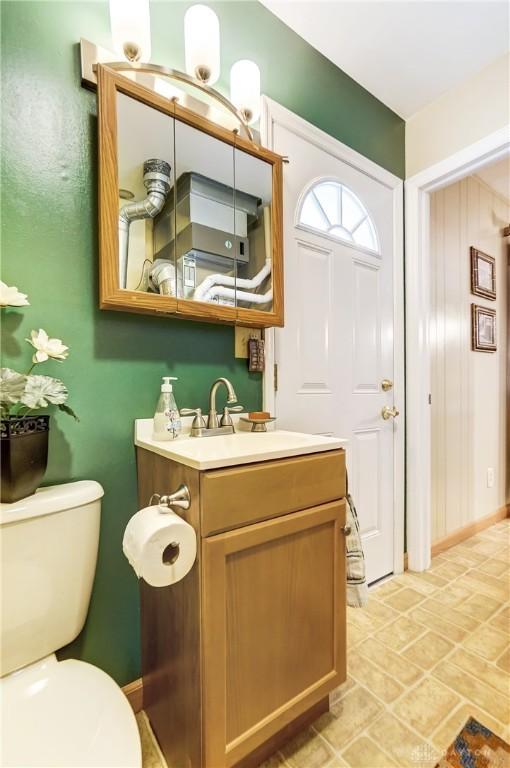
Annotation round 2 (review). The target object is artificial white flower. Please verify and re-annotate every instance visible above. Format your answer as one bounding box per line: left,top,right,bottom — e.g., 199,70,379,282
21,375,68,409
0,368,27,405
26,329,69,363
0,281,29,307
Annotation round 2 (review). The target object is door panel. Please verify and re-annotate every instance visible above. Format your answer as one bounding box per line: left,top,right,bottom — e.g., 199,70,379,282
353,260,380,393
351,428,381,536
202,501,346,767
273,119,396,584
296,241,333,393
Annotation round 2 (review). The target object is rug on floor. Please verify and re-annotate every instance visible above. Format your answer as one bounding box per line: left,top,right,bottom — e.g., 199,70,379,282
435,716,510,768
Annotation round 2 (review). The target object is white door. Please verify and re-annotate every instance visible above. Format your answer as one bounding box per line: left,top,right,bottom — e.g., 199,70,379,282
268,108,402,584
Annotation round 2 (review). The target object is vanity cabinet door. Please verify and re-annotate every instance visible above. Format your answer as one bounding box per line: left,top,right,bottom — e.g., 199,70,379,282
202,500,346,768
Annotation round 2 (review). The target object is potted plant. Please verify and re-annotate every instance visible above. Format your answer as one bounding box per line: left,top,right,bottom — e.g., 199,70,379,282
0,281,77,503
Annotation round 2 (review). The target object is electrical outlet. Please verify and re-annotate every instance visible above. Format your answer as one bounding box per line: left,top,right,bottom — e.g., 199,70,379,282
487,468,495,488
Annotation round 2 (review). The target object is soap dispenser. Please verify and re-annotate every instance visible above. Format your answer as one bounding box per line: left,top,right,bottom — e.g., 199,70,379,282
153,377,182,441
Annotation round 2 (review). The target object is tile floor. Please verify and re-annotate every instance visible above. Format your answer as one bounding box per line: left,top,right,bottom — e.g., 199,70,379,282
139,519,510,768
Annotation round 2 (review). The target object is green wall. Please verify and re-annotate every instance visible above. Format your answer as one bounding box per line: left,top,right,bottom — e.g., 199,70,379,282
1,1,404,686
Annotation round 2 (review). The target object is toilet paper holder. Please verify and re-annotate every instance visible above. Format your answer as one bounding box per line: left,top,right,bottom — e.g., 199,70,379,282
150,484,191,513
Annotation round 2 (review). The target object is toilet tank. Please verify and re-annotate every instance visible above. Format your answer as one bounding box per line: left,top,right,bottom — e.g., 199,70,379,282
0,481,104,677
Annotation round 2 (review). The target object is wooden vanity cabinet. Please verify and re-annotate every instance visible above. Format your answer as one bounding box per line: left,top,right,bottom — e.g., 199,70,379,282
137,448,347,768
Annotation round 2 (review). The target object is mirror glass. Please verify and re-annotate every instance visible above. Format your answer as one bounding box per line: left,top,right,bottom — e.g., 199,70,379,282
171,119,236,306
116,92,273,312
116,92,176,295
234,148,273,313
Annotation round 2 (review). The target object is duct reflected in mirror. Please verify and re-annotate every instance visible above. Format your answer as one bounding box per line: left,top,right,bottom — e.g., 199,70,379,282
159,118,237,306
116,91,176,292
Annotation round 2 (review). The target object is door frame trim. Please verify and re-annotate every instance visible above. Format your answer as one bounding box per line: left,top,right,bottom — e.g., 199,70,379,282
260,96,405,577
405,124,510,571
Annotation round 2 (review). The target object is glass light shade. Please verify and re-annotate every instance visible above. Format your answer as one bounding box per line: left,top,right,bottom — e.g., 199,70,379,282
184,4,220,85
230,60,260,124
109,0,151,62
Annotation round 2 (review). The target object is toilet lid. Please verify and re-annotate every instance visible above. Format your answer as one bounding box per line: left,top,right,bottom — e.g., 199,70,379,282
1,655,142,768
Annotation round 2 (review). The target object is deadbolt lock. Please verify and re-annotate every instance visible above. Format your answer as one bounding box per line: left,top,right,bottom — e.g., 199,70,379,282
381,379,393,391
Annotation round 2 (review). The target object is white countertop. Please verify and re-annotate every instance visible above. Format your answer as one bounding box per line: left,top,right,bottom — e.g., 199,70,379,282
135,419,346,471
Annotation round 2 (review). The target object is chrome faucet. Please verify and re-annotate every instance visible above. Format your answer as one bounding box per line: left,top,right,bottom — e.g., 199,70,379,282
180,377,243,437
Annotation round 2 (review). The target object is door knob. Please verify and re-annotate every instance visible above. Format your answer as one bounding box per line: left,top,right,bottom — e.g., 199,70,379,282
382,405,399,420
381,379,393,391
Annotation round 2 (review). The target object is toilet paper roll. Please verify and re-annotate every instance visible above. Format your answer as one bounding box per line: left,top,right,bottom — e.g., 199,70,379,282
122,505,197,587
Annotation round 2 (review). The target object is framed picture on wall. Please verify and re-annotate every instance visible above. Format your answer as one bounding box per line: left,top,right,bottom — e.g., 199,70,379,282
470,247,496,300
471,304,496,352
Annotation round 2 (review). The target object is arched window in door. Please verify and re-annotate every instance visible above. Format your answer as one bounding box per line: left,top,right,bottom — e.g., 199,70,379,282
298,180,380,254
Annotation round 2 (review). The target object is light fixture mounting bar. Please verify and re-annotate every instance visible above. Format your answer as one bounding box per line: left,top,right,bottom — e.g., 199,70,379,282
80,38,255,142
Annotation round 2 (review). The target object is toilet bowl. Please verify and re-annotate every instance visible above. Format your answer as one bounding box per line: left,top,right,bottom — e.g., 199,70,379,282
0,481,141,768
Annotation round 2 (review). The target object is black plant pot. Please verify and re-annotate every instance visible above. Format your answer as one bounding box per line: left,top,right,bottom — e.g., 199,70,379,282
0,416,50,503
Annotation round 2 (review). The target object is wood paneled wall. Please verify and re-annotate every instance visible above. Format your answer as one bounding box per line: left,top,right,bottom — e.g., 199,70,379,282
430,175,509,543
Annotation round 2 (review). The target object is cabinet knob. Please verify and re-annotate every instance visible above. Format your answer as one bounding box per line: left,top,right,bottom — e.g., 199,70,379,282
342,524,352,536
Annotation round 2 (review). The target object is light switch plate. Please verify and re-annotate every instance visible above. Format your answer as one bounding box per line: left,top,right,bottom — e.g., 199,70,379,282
235,327,262,359
487,467,495,488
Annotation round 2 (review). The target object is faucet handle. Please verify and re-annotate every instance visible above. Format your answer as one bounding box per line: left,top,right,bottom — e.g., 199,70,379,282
180,408,206,434
220,405,243,427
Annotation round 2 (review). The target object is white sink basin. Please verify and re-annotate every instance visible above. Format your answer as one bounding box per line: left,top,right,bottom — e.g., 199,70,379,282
135,419,346,470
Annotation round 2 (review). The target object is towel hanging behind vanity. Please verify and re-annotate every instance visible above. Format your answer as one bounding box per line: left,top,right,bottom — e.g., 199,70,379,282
345,472,368,608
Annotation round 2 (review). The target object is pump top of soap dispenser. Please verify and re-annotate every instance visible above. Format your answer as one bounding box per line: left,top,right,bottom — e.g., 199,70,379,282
161,376,177,392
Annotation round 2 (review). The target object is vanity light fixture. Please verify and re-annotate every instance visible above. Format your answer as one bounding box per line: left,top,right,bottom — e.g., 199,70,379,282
109,0,151,63
184,4,221,85
153,77,181,101
95,2,261,140
230,60,261,125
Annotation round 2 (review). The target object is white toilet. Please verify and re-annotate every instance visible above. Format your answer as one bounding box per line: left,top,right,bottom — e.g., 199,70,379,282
0,481,142,768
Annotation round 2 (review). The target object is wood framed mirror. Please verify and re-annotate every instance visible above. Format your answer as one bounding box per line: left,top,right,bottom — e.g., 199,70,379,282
97,64,284,327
